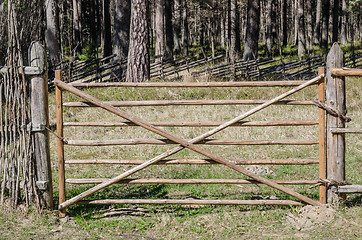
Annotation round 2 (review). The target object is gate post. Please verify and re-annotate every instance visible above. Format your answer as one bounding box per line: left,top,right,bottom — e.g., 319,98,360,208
29,41,53,209
325,43,346,204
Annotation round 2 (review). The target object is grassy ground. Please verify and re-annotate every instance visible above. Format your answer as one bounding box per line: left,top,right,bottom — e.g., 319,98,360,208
1,76,361,239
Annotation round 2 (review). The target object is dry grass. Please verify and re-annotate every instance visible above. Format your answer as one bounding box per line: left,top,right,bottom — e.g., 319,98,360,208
1,77,359,239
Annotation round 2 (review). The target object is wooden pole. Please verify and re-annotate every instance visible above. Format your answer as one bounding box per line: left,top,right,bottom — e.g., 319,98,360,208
69,80,314,88
326,43,346,204
318,67,327,204
29,42,53,209
55,70,66,217
55,75,323,210
63,120,319,127
65,138,318,146
63,99,315,107
331,68,362,77
76,199,304,206
65,158,319,165
66,178,319,185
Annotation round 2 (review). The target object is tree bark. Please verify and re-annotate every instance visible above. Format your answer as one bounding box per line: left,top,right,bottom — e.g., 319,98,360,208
173,0,182,54
332,0,339,43
230,0,241,60
243,0,260,60
313,0,322,44
45,0,61,65
282,0,288,46
102,0,112,57
321,0,330,50
297,0,306,58
165,0,174,60
72,0,82,55
265,0,272,57
340,0,347,44
155,0,165,57
126,0,150,82
181,0,189,56
113,0,131,59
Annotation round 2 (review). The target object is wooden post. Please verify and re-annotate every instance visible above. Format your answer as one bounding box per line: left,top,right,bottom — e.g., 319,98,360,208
55,70,66,217
318,67,326,204
29,41,53,209
325,43,346,204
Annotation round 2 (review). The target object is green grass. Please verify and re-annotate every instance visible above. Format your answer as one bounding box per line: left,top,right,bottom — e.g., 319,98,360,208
1,75,361,239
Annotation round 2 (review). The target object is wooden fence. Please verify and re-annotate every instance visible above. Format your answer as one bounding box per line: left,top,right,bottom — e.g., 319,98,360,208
53,49,362,85
54,71,327,217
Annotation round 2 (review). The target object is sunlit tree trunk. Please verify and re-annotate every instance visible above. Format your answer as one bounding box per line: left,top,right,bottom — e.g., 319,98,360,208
45,0,61,64
126,0,150,82
297,0,306,58
72,0,82,55
155,0,165,57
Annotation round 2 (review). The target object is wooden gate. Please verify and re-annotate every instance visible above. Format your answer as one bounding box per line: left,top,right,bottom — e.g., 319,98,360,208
54,70,327,216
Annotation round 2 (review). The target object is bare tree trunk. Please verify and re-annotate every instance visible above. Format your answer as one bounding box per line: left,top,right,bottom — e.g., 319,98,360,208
243,0,260,60
155,0,165,57
313,0,322,44
340,0,347,44
265,0,272,57
298,0,306,58
45,0,61,65
230,0,241,60
89,0,97,52
72,0,82,55
282,0,288,46
113,0,131,59
126,0,150,82
165,0,174,60
181,0,188,56
321,0,330,50
332,0,339,43
173,0,181,54
102,0,112,57
294,0,298,45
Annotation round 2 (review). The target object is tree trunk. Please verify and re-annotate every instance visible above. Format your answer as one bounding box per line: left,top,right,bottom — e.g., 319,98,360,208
126,0,150,82
265,0,272,57
89,0,97,52
313,0,322,44
340,0,347,44
298,0,306,58
181,0,188,56
332,0,339,43
102,0,112,57
113,0,131,59
72,0,82,55
230,0,241,60
321,0,330,50
165,0,174,60
45,0,61,65
243,0,260,60
282,0,288,46
155,0,165,57
173,0,182,54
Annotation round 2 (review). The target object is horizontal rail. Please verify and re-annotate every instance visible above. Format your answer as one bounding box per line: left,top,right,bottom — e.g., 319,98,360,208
76,199,303,206
69,80,314,88
331,68,362,77
0,66,42,75
65,158,319,165
66,139,319,146
63,99,315,107
64,120,319,127
330,128,362,134
66,178,319,185
333,185,362,193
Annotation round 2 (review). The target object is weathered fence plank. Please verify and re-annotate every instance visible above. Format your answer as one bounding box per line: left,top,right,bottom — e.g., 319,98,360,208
325,43,346,204
29,42,53,209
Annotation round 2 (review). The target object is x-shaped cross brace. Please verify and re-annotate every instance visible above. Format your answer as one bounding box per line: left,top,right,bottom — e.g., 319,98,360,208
55,75,323,210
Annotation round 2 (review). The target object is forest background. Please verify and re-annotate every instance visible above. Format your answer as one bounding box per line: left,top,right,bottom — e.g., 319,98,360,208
0,0,361,82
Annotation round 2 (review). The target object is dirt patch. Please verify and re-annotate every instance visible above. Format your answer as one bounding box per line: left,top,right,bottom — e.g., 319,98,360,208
285,205,336,231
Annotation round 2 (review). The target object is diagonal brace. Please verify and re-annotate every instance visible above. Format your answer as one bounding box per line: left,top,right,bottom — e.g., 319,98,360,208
55,75,323,210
